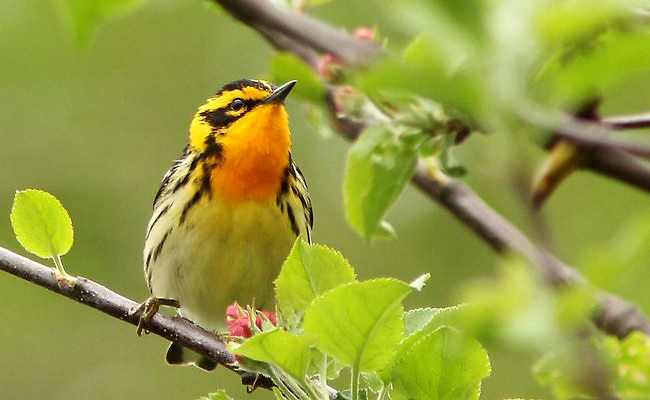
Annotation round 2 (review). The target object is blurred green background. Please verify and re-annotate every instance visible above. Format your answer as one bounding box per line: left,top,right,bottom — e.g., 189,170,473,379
1,0,648,399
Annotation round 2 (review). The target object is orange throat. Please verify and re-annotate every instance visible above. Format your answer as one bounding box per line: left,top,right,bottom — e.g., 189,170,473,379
210,104,290,203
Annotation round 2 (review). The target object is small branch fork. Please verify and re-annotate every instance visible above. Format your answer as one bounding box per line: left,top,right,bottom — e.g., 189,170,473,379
213,0,650,338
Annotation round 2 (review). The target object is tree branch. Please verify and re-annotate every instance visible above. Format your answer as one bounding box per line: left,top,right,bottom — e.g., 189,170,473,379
604,112,650,130
213,0,650,339
584,146,650,191
0,247,274,392
217,0,380,65
523,108,650,159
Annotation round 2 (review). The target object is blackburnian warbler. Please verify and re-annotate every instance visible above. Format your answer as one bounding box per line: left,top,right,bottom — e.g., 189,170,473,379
134,79,313,370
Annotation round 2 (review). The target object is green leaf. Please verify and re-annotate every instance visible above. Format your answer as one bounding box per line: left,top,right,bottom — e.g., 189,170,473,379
580,211,650,292
305,105,335,139
602,332,650,397
439,131,467,177
534,332,650,399
460,257,563,350
429,0,486,41
402,304,470,338
357,33,482,114
362,371,385,393
197,389,233,400
533,344,595,399
344,123,425,241
403,308,440,336
233,330,313,381
391,327,491,400
269,53,326,103
275,239,356,329
11,189,74,259
304,278,413,372
535,0,631,46
57,0,145,46
542,30,650,108
382,304,473,381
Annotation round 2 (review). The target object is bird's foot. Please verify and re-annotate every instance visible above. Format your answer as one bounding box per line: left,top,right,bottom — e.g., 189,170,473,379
129,296,180,336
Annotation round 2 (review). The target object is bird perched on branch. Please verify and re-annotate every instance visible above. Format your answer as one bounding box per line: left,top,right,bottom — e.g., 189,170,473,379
133,79,313,370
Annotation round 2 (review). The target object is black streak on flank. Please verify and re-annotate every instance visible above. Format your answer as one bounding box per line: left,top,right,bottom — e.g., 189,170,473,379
151,229,171,265
286,205,300,237
180,190,203,225
168,154,202,196
146,203,171,239
188,155,201,174
295,188,310,220
172,171,191,193
200,162,213,198
153,158,181,207
146,265,153,293
279,167,290,195
155,148,199,206
181,159,216,225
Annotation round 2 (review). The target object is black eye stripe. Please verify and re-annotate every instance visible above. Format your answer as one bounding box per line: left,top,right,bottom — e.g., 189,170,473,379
200,108,238,128
200,99,261,129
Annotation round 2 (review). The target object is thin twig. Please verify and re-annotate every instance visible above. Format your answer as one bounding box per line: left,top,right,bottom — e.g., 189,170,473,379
556,129,650,159
524,109,650,159
604,112,650,130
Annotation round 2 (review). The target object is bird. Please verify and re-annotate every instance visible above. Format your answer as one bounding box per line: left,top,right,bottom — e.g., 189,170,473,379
134,79,313,370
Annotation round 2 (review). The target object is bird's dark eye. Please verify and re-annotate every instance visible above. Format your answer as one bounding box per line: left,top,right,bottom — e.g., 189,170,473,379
229,98,245,112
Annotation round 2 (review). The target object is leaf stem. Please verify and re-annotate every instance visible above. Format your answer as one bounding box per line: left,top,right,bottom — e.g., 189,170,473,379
271,366,309,400
52,255,65,275
301,378,321,400
319,355,329,400
269,367,302,400
351,364,360,400
51,254,75,284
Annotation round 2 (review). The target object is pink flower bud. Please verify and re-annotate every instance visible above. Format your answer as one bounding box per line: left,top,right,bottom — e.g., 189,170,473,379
255,311,278,330
354,27,375,41
317,54,340,80
224,303,276,339
225,304,241,320
228,319,252,338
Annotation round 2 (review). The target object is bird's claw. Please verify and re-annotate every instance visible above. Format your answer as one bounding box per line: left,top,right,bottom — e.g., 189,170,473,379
130,297,180,336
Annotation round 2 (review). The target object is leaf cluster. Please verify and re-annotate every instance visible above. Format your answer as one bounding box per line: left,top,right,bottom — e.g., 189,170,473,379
230,239,491,400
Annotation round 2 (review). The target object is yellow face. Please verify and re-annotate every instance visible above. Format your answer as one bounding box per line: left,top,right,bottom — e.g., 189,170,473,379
188,79,294,203
189,79,277,154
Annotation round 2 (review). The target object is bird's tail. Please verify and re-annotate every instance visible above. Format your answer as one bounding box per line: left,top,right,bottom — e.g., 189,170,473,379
166,341,218,371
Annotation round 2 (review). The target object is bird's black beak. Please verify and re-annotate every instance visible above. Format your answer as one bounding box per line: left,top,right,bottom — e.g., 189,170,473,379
262,80,297,105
